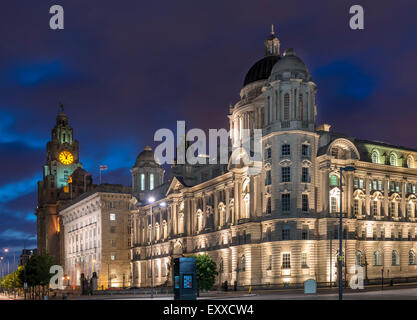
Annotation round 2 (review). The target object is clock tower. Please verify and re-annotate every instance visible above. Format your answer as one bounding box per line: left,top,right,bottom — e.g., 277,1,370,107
36,105,89,264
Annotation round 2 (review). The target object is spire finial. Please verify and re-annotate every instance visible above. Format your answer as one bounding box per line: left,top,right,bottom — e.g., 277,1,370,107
271,24,274,35
59,102,64,113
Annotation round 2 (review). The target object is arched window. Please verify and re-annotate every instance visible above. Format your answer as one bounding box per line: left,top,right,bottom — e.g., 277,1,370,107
407,156,415,168
409,250,416,265
355,250,364,266
372,151,379,164
374,250,382,266
392,250,400,266
390,153,397,166
283,93,290,121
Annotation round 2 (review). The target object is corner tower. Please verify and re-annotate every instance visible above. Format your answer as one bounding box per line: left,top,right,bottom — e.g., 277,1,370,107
36,104,83,263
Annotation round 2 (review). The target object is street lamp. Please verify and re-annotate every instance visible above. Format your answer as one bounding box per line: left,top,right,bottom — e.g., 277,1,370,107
338,165,356,300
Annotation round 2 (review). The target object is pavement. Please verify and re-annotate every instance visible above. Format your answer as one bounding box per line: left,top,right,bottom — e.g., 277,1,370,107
3,283,417,300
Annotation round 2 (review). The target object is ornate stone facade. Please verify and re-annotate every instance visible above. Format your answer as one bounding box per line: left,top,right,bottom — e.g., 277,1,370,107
130,27,417,288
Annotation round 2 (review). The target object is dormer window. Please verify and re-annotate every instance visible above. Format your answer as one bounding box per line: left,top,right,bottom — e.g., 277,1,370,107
390,153,397,166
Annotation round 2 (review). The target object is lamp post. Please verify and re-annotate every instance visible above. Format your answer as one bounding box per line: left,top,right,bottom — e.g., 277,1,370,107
338,166,356,300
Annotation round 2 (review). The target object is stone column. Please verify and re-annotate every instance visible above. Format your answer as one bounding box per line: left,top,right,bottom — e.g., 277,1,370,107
346,173,353,217
225,187,230,225
214,191,219,230
401,181,406,218
184,197,191,236
172,202,177,235
250,176,255,219
234,176,241,223
365,176,370,216
383,177,389,217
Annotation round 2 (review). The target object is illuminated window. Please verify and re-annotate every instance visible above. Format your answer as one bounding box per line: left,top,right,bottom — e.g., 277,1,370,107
359,178,364,189
354,177,359,188
330,175,338,187
330,197,337,213
110,213,116,221
374,251,382,266
409,250,416,265
140,174,145,191
110,254,115,261
356,250,364,266
372,151,379,164
392,250,400,266
282,253,291,269
150,173,154,190
353,199,359,216
408,156,415,168
390,153,397,166
301,252,308,268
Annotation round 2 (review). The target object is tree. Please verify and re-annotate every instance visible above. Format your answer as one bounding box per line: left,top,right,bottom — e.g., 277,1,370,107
18,253,54,287
190,254,218,291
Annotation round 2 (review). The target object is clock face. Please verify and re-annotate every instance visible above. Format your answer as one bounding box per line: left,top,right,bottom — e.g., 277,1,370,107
58,150,74,165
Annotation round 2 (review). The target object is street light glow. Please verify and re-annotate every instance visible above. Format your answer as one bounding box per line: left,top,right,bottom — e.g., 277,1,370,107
148,197,155,203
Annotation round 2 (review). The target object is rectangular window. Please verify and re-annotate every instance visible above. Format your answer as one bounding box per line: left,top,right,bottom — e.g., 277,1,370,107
372,180,377,190
396,183,400,193
110,213,116,221
354,177,359,188
110,254,115,261
301,167,309,183
372,201,378,215
302,144,309,157
282,253,291,269
330,197,337,213
302,194,308,212
264,147,272,159
301,252,308,268
267,255,272,270
150,173,154,190
140,173,145,191
265,170,272,186
282,227,290,240
282,194,290,212
281,144,290,156
378,180,383,191
111,240,116,247
359,178,364,189
353,199,359,216
282,167,291,182
110,226,116,233
390,181,395,192
413,184,416,194
302,226,309,240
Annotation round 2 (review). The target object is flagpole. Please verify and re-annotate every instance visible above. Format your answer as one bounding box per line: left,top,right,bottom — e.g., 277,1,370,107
100,168,102,185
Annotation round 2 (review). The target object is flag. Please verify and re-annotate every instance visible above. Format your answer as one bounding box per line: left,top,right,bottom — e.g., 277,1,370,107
99,165,108,171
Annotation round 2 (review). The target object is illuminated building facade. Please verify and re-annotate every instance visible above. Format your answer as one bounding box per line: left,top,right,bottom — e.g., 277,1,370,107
60,184,132,288
130,27,417,288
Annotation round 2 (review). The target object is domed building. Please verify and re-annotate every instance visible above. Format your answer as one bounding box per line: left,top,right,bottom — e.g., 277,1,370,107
52,26,417,291
130,25,417,290
131,146,165,203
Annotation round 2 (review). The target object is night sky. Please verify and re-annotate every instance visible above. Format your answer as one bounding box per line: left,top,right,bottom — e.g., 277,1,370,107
0,0,416,268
